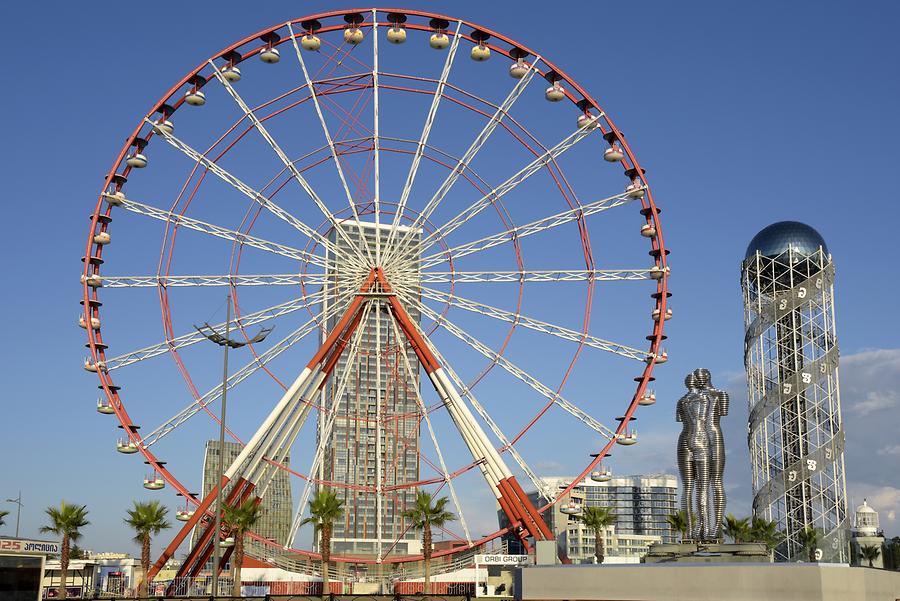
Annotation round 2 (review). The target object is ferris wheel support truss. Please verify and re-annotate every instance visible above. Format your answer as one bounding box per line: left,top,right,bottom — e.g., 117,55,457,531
151,268,551,585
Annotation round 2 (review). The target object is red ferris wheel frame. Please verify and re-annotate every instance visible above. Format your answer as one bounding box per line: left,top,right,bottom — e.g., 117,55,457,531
82,6,670,570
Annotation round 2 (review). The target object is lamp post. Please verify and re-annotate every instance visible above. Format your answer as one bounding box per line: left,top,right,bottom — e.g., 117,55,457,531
5,491,23,538
195,294,271,597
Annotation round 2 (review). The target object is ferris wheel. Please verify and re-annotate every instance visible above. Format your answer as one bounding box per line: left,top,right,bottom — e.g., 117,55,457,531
81,7,670,578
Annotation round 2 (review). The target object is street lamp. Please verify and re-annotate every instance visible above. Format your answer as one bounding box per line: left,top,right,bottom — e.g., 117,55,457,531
195,295,271,597
5,491,23,538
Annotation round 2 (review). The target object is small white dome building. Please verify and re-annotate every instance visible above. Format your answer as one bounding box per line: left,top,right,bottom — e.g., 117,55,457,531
850,498,885,568
853,499,880,537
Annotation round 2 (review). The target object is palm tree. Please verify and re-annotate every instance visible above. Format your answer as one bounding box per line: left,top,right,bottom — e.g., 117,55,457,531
222,498,262,598
40,502,90,600
124,500,171,597
749,516,783,551
402,491,456,595
0,510,8,529
859,544,881,568
577,506,616,564
797,526,821,562
666,510,690,541
722,514,751,543
300,489,344,598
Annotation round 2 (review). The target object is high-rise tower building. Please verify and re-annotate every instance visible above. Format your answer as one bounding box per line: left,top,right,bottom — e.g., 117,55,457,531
319,222,422,557
539,475,677,543
194,440,293,548
741,221,849,562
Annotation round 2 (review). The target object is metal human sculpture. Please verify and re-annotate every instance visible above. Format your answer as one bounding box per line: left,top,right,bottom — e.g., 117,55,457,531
676,369,728,540
696,368,729,540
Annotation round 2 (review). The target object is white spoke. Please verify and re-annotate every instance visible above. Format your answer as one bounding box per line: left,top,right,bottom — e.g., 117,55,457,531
417,190,636,270
110,193,327,268
142,290,354,448
145,118,353,266
105,290,328,371
410,317,556,503
396,288,618,440
417,127,598,252
99,273,333,288
372,10,382,265
382,20,463,260
286,302,373,546
203,63,367,269
413,268,656,284
286,24,374,266
417,285,650,362
385,306,473,545
387,55,543,264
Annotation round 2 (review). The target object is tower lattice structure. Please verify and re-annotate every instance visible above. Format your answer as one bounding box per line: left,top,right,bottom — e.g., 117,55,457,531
742,242,849,563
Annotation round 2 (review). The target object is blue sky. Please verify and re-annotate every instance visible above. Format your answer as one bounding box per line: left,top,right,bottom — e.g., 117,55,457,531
1,0,899,559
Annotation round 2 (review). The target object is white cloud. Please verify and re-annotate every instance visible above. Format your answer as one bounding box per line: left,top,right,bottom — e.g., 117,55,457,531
535,460,565,472
877,445,900,457
850,390,898,416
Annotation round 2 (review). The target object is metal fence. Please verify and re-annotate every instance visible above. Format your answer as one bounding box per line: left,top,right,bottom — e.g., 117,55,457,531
68,582,473,601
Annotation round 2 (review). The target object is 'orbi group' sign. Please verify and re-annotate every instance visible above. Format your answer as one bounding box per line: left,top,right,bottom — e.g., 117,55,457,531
474,554,530,565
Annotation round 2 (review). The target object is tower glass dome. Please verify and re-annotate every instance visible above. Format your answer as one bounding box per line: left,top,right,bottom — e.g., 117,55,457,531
745,221,828,260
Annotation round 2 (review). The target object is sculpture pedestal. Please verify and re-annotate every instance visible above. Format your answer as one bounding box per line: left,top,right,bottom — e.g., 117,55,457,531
644,542,771,563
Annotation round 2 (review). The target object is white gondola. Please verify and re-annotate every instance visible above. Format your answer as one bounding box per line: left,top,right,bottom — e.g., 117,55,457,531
387,26,406,44
301,34,321,51
175,509,195,522
604,146,625,162
84,358,106,373
471,43,490,61
222,65,242,82
560,502,582,515
638,390,656,406
545,82,565,102
577,113,600,129
617,432,638,446
93,231,111,245
649,349,668,364
344,27,364,45
125,153,148,169
79,315,101,330
625,181,645,199
116,439,139,454
105,190,126,206
260,47,280,63
590,468,612,482
220,537,235,547
652,307,673,321
154,119,175,136
97,398,115,414
640,223,657,238
429,33,449,49
143,475,165,490
184,89,206,106
82,273,103,288
648,265,669,280
509,59,529,78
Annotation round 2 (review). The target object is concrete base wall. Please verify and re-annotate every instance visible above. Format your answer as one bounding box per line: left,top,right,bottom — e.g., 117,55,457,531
515,563,900,601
